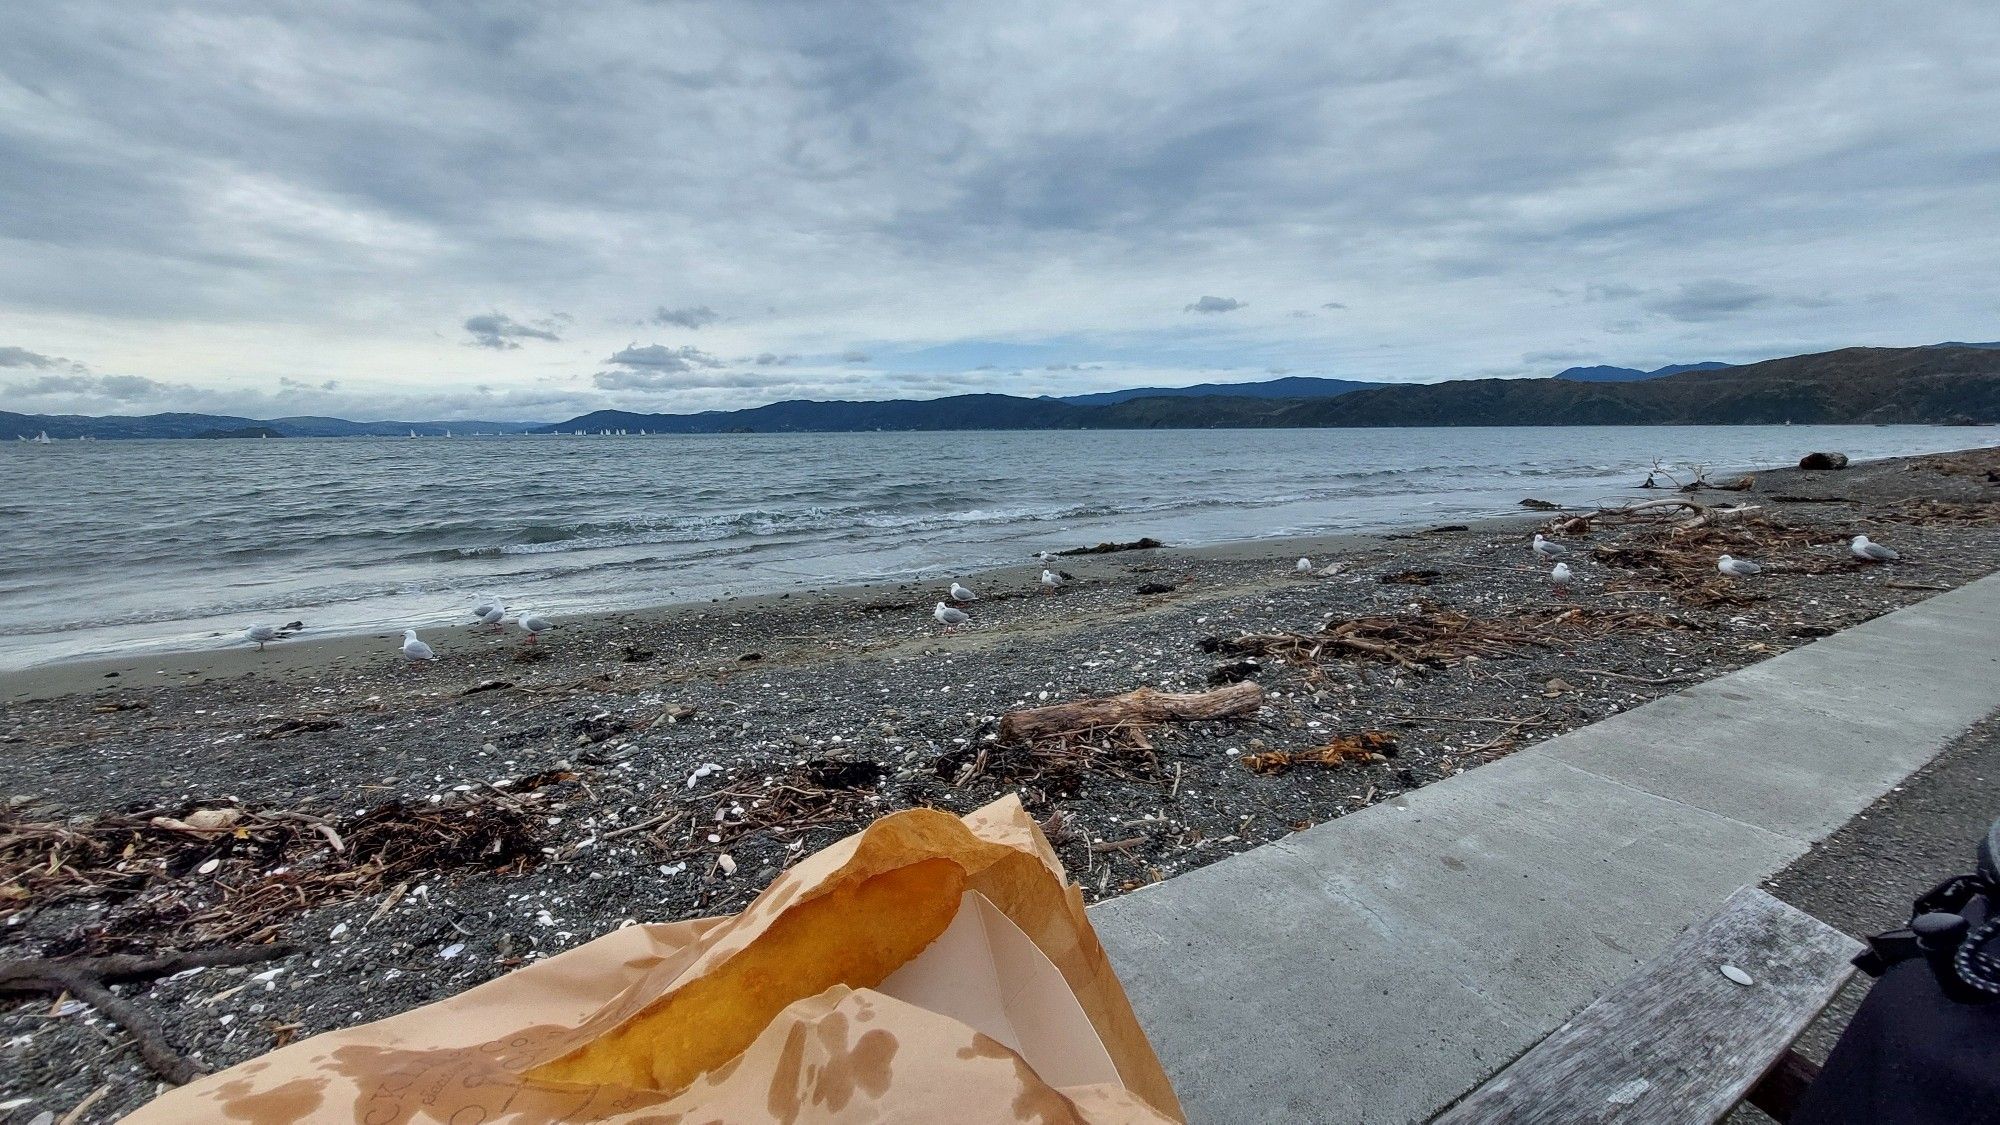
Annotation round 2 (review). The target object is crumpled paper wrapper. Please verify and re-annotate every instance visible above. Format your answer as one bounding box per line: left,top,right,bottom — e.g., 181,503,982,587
128,794,1183,1123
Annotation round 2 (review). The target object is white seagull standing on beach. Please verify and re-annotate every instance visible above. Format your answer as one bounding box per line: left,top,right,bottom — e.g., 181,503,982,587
401,629,437,665
518,613,552,644
477,603,506,630
1549,561,1573,596
1532,533,1569,561
243,623,279,651
933,601,970,633
1296,557,1314,573
1035,550,1056,563
1718,554,1762,579
1040,569,1064,593
472,598,499,620
950,582,978,603
1851,535,1900,562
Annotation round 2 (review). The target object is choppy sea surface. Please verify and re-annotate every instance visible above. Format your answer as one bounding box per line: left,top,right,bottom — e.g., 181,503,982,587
1,425,1990,669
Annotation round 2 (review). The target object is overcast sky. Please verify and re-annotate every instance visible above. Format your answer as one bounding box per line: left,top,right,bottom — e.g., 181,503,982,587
2,1,1996,421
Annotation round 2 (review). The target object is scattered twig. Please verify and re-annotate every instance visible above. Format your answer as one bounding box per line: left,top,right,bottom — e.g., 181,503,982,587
1572,668,1700,686
601,809,684,841
57,1082,111,1125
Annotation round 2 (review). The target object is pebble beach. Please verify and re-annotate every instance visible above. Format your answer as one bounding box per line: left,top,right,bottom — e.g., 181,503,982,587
3,444,1999,1120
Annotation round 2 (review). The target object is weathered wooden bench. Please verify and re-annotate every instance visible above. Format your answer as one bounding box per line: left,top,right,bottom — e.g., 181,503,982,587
1434,886,1861,1124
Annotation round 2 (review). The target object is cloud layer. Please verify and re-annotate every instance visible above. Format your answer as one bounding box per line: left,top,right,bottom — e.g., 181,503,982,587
1,2,1997,419
463,312,564,349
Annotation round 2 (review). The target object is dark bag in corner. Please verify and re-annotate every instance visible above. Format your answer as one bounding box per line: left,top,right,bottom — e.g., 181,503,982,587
1793,818,2000,1125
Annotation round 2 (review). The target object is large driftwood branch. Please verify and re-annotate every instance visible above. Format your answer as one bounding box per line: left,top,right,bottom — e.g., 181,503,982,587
999,682,1263,743
0,945,297,1084
1675,503,1760,531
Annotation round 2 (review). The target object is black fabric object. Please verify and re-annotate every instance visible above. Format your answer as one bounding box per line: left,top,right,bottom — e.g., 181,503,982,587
1794,889,2000,1124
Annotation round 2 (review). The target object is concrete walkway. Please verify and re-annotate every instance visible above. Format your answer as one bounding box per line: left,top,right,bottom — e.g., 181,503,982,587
1091,573,2000,1124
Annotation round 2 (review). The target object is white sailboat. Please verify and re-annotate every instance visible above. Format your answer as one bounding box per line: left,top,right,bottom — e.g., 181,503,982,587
31,431,52,444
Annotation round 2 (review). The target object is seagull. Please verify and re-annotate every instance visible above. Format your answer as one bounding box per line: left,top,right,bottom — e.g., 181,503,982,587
949,582,978,603
471,598,499,620
1532,533,1569,561
243,624,279,651
1296,557,1314,573
476,604,506,630
1035,550,1056,563
1851,535,1900,563
1718,554,1762,579
518,613,552,644
1039,569,1064,593
1550,561,1573,596
401,628,437,665
933,601,970,633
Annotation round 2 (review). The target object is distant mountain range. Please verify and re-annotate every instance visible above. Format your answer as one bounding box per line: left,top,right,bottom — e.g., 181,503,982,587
1054,375,1384,405
542,346,1998,433
5,344,1996,440
1554,361,1733,382
1276,346,1999,427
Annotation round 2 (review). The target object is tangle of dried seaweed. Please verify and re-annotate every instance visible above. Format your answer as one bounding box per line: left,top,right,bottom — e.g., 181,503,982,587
2,771,577,954
1205,605,1695,676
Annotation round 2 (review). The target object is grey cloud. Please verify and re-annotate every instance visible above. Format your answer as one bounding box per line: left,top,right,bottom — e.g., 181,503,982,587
1523,349,1595,364
1643,280,1773,322
593,368,743,392
1184,296,1246,314
841,351,870,363
1320,302,1347,310
464,313,562,349
3,372,170,398
605,343,724,370
6,373,99,395
1585,282,1643,302
0,346,78,370
651,305,720,329
4,364,605,421
751,352,798,365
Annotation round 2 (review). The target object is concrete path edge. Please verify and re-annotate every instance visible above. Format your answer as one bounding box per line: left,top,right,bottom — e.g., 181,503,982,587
1089,573,2000,1124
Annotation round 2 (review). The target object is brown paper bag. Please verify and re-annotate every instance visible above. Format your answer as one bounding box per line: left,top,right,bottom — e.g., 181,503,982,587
128,794,1184,1123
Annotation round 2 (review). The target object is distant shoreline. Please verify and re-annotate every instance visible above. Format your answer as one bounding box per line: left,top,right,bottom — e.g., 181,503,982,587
5,420,1997,443
5,342,1999,439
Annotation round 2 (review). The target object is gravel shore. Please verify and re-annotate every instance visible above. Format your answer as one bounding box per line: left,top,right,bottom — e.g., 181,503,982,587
3,444,1997,1121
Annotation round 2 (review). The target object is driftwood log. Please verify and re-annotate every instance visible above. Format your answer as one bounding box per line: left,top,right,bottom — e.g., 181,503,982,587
0,945,297,1083
999,682,1262,743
